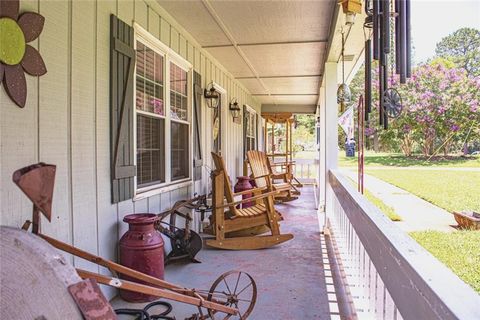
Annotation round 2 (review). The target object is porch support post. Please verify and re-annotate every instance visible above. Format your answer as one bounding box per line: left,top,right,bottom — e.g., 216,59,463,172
325,62,339,175
318,62,338,229
318,86,326,209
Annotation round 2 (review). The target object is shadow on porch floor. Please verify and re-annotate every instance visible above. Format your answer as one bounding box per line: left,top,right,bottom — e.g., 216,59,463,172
112,186,341,319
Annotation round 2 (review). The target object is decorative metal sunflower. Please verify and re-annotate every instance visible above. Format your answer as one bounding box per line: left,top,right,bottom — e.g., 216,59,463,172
0,0,47,108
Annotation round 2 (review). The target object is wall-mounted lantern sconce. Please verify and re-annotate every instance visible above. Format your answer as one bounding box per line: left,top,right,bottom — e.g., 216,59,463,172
229,98,241,121
204,83,219,109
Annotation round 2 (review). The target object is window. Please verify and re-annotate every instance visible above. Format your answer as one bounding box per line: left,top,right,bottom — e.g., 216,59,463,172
136,42,165,187
137,115,165,186
134,27,192,192
170,62,189,181
243,105,257,157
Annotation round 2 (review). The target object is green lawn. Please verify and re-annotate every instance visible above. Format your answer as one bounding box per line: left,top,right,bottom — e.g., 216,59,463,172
347,178,402,221
410,230,480,293
363,188,402,221
367,169,480,213
339,152,480,168
339,152,479,294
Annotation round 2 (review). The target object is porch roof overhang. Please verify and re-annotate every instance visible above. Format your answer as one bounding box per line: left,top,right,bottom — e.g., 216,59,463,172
158,0,365,113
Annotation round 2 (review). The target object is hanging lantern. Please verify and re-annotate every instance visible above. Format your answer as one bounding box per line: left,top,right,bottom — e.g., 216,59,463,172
339,0,362,25
337,31,351,110
337,83,351,105
339,0,362,15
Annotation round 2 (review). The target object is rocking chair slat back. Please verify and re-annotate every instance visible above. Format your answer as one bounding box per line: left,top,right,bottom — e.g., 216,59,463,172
247,150,299,202
211,152,238,215
246,150,270,189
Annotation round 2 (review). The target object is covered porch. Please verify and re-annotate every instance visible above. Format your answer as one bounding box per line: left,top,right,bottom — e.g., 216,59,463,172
112,186,336,319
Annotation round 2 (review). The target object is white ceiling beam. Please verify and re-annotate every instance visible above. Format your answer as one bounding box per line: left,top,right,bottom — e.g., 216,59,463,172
253,94,318,96
237,74,322,80
201,0,274,101
262,104,317,114
203,39,328,49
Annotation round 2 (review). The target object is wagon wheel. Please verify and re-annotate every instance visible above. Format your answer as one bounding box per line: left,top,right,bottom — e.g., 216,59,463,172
207,271,257,320
383,88,403,118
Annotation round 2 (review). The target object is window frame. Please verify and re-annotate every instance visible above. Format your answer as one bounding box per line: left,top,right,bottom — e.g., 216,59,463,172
133,23,193,198
243,104,258,157
211,83,227,155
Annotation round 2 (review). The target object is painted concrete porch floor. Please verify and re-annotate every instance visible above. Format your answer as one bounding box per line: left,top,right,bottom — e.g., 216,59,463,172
111,186,339,319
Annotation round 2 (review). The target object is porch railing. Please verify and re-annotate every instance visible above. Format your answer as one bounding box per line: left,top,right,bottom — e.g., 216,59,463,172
328,169,480,320
293,158,318,181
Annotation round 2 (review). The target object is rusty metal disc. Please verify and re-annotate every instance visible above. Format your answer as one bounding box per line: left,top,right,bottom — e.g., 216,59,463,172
12,163,56,221
207,270,257,320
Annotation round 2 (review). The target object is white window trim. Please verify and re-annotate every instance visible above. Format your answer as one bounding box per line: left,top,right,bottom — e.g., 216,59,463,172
244,104,258,152
133,23,193,199
244,104,256,115
212,82,227,155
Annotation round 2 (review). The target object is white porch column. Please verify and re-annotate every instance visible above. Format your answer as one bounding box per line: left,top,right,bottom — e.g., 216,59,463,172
325,62,339,173
318,85,326,208
318,62,338,229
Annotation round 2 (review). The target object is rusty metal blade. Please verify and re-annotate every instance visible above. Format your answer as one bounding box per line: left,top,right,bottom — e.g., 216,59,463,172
68,279,117,320
12,163,56,221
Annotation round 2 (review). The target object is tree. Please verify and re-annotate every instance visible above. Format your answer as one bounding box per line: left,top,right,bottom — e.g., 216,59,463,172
293,115,316,154
344,28,480,156
435,28,480,77
347,58,480,156
400,61,475,155
295,114,316,135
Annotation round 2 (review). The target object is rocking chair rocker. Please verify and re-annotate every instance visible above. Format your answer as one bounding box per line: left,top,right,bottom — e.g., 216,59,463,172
205,153,293,250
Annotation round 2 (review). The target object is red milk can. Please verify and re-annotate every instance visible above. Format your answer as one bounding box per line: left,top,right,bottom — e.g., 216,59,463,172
234,176,254,208
119,213,164,302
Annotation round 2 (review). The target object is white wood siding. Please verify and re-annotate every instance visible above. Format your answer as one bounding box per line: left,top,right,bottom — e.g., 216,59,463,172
0,0,260,299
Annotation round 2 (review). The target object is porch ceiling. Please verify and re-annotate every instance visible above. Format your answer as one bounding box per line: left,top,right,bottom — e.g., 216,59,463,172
158,0,336,109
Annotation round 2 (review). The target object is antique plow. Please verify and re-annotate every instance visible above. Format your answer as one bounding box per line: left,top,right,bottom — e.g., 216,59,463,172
13,163,256,320
156,195,212,264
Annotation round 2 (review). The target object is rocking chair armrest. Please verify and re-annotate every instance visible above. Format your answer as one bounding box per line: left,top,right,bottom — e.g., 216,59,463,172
270,161,295,167
273,183,292,191
250,173,271,180
215,190,278,209
233,186,267,196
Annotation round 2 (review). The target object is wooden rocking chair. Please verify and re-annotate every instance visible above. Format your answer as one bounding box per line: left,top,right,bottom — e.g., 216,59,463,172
268,157,303,190
205,153,293,250
247,150,299,202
